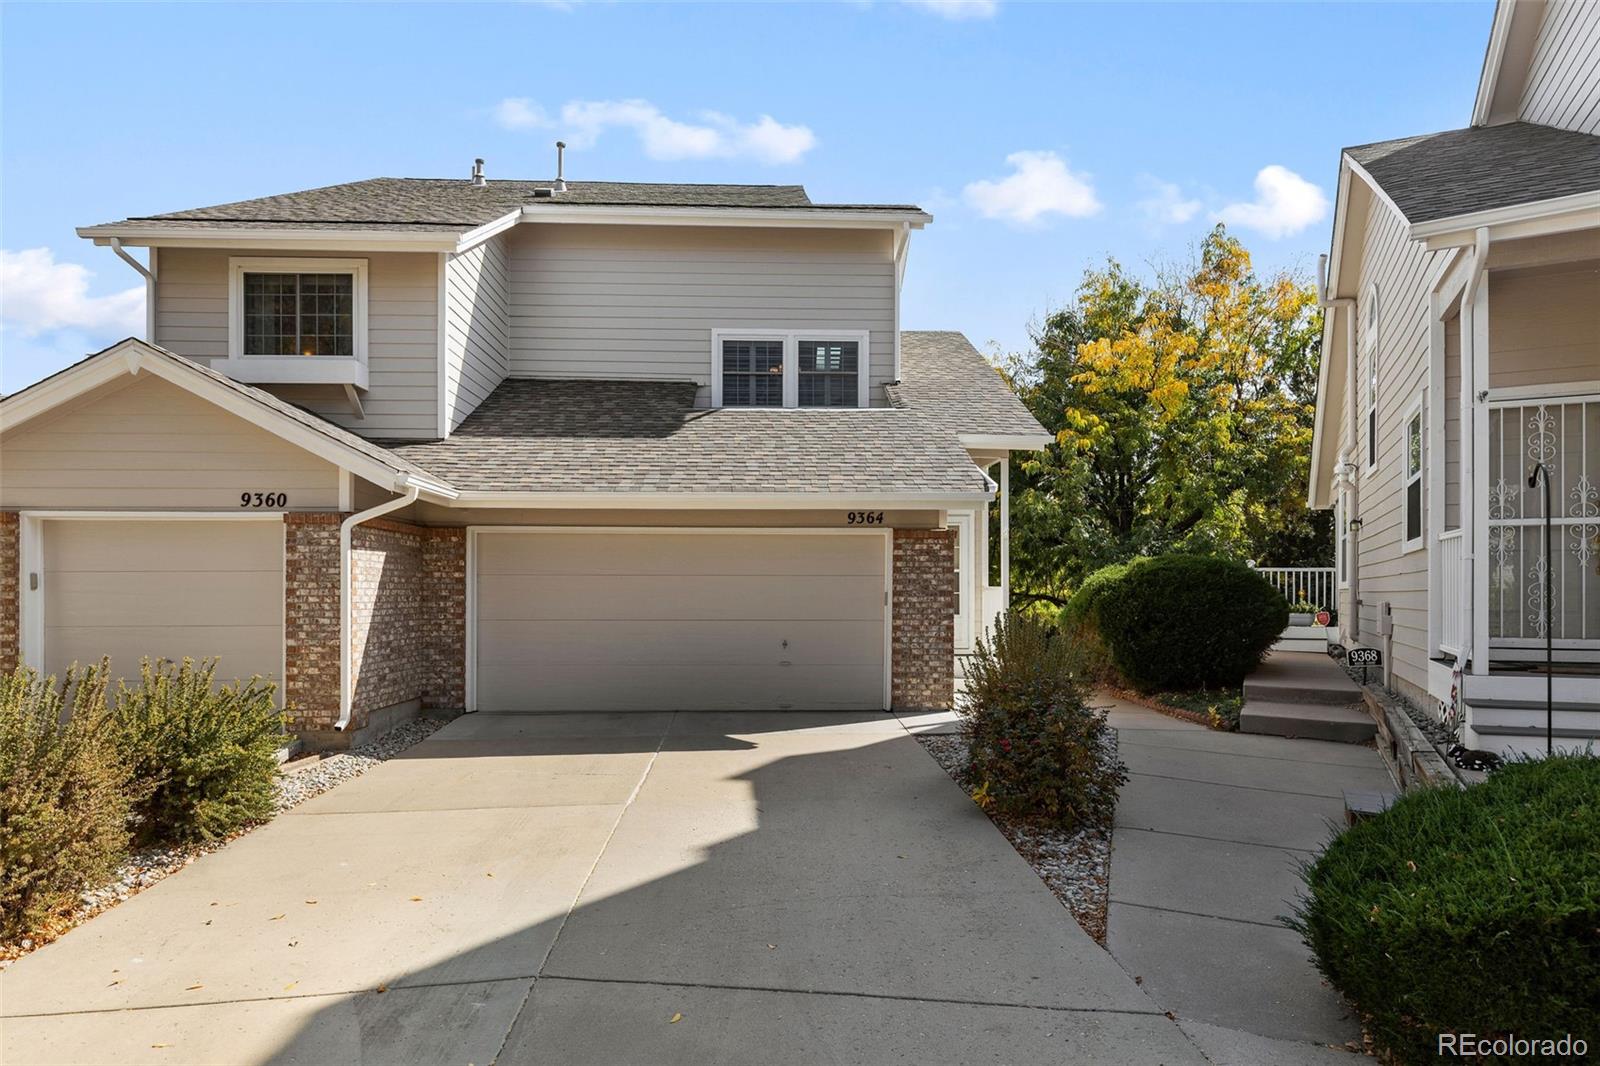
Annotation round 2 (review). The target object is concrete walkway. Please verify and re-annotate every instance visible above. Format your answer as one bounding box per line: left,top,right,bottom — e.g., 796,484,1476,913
2,710,1205,1066
1103,694,1392,1065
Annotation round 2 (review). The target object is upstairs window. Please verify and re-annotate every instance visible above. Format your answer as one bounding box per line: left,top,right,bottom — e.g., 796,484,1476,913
1363,284,1379,469
243,272,354,357
228,257,368,365
798,340,859,408
720,338,785,407
1403,397,1425,551
710,330,870,408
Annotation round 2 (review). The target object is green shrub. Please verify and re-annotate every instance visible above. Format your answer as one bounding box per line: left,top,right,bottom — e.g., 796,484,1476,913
1292,756,1600,1064
0,663,132,940
1058,560,1137,684
1095,555,1286,691
115,659,286,846
959,612,1127,832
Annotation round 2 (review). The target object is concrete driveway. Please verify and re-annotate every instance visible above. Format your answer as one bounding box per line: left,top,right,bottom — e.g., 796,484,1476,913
1,711,1203,1065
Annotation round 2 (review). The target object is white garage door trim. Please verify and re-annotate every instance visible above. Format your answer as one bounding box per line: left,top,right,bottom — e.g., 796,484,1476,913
465,526,893,713
17,511,287,691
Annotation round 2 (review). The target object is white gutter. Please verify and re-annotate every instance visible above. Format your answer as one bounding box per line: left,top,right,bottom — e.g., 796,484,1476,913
335,478,421,732
109,238,156,340
1319,253,1361,637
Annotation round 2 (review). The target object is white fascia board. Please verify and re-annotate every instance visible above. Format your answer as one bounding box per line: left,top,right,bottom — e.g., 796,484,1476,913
1471,0,1517,127
79,227,463,253
1412,190,1600,245
0,339,445,496
957,432,1053,451
1343,157,1410,229
517,204,932,229
445,490,992,510
452,210,522,253
1322,163,1357,300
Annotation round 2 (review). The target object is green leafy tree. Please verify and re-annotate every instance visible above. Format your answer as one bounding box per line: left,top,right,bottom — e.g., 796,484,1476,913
1005,225,1329,605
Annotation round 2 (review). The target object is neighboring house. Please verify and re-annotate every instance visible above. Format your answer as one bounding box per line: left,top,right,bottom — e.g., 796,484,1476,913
0,169,1048,745
1310,0,1600,755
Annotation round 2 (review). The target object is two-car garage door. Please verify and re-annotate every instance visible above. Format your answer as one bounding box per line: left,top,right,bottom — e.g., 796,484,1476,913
473,530,888,712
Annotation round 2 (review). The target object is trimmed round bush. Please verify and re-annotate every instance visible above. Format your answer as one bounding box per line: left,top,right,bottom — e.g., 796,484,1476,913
1293,756,1600,1064
1094,555,1286,691
0,663,132,941
959,611,1126,832
1058,560,1136,683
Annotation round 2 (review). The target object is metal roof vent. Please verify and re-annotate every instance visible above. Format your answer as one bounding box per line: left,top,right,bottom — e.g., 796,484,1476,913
553,141,567,193
471,158,486,187
531,188,554,198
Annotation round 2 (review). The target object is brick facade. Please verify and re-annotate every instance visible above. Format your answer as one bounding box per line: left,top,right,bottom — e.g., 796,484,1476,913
284,513,342,731
350,520,426,719
0,512,17,674
891,527,956,711
420,527,467,710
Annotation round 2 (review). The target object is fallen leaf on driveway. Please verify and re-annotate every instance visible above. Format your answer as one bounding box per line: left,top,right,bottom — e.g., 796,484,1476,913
269,914,285,921
185,984,203,991
304,899,318,905
284,982,298,991
151,1044,170,1049
669,1013,683,1024
375,984,388,994
410,896,423,902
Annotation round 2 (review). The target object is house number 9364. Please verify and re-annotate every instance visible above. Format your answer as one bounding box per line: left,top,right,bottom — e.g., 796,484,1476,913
846,511,885,525
240,492,288,508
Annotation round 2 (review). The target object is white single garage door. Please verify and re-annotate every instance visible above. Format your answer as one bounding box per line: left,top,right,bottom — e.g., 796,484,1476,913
474,530,888,711
43,519,284,688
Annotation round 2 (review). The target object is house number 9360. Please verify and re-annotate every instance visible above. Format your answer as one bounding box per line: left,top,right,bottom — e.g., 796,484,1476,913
846,511,885,525
240,492,288,508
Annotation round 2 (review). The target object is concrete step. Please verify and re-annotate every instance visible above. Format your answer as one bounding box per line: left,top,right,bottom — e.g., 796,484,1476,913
1468,701,1600,734
1243,652,1363,706
1239,699,1376,743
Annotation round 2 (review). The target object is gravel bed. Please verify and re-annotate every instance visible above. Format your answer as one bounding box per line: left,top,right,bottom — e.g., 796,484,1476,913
917,730,1118,946
0,714,450,968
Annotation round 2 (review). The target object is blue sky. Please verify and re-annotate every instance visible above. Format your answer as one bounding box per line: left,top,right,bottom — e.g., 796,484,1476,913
1,1,1490,393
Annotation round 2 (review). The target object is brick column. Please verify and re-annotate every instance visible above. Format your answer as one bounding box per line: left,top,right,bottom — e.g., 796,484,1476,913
892,527,956,711
0,512,17,674
284,513,343,732
421,528,466,709
350,520,425,723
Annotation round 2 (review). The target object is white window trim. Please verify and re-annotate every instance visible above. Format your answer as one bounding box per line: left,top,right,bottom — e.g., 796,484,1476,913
225,256,369,368
709,328,871,409
1362,283,1380,471
1402,392,1426,555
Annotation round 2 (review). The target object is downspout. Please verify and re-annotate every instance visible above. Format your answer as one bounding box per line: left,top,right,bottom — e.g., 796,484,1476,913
108,237,155,340
1459,227,1490,677
1318,254,1359,638
335,477,422,732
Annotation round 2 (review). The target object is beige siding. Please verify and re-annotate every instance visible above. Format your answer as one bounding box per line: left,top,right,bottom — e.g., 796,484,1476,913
474,530,886,711
1487,261,1600,390
153,248,440,438
1519,0,1600,134
505,224,897,404
1354,195,1449,695
43,519,283,689
0,375,340,510
444,235,511,431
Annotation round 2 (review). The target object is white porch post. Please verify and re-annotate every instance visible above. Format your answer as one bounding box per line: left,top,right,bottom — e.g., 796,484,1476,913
1469,269,1491,674
999,455,1011,611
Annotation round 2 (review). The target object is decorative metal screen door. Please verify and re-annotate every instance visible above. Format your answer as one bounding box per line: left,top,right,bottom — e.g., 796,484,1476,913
1485,396,1600,651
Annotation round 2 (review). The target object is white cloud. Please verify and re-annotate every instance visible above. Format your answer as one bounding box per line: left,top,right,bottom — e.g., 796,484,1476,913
492,97,816,164
1136,176,1202,226
0,247,144,339
963,150,1101,226
1217,165,1330,239
900,0,998,19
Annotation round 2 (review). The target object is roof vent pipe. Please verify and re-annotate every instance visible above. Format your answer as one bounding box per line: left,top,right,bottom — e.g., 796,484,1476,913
471,158,486,186
554,141,567,192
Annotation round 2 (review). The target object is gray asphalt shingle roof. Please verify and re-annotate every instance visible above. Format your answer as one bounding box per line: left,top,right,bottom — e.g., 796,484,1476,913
1346,121,1600,225
83,178,921,233
889,331,1050,441
385,379,990,497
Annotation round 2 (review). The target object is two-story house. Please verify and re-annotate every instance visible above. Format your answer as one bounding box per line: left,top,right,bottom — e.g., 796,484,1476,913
1310,0,1600,755
0,165,1048,746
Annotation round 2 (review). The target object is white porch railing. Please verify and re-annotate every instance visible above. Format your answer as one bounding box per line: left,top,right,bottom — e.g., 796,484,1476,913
1249,565,1336,611
1439,528,1464,656
1485,395,1600,647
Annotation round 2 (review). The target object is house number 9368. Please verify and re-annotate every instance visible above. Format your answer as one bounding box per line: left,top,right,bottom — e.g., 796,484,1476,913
846,511,885,525
240,492,288,508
